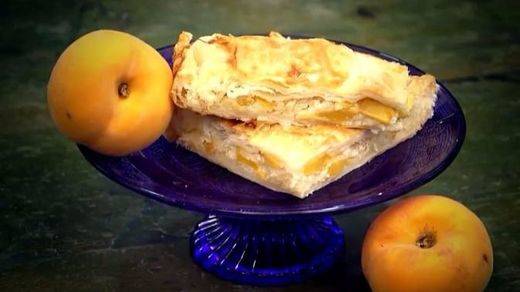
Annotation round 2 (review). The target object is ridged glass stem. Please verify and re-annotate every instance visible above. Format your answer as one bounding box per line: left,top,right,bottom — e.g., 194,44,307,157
190,215,345,286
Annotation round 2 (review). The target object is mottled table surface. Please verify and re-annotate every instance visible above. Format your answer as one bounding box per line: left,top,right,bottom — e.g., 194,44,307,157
1,0,519,291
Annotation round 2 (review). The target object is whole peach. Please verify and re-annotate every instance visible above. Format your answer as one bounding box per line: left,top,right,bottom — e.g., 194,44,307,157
362,195,493,292
47,30,173,156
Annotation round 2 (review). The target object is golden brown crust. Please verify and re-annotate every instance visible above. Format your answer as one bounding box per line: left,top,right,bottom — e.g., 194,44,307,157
171,31,436,129
172,31,192,80
173,32,412,103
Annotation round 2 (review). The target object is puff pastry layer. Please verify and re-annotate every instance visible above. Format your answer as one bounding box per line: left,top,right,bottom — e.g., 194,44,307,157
166,83,436,198
172,31,436,129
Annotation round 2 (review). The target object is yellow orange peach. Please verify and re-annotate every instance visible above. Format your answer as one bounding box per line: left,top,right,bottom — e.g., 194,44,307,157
47,30,173,155
362,195,493,292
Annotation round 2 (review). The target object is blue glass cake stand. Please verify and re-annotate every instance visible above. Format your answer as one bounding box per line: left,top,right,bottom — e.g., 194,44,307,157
78,38,466,286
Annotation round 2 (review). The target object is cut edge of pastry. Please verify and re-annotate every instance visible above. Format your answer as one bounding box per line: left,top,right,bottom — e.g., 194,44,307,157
166,81,437,198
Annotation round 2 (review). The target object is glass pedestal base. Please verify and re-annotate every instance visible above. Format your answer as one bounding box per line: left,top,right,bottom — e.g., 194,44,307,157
190,215,345,286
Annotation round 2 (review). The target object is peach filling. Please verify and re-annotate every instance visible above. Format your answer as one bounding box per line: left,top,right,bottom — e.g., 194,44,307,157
260,151,284,169
236,96,275,109
236,149,266,178
327,157,350,176
302,153,332,175
306,98,398,124
358,98,397,124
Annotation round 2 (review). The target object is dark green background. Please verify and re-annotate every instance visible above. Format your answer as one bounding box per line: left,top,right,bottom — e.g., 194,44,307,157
1,0,519,291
